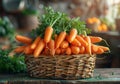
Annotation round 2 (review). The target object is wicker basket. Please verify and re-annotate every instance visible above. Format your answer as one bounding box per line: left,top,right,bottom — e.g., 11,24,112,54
25,54,96,80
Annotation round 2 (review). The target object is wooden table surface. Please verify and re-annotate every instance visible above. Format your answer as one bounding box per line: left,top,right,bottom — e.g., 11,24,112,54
0,68,120,84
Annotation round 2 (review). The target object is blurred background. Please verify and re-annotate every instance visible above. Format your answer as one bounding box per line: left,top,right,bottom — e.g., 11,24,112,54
0,0,120,73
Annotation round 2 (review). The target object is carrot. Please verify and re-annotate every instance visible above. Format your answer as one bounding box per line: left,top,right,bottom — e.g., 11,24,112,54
33,39,45,58
42,48,50,55
76,35,88,47
14,46,26,53
15,35,32,44
91,44,99,53
96,48,104,54
84,36,91,55
44,26,53,43
60,40,69,49
55,48,61,55
99,46,109,52
65,47,71,55
54,34,58,40
67,28,77,43
79,46,85,54
80,34,85,38
54,34,58,48
71,38,81,47
55,31,66,49
24,45,33,55
31,36,41,50
89,36,102,43
48,39,55,56
61,48,66,54
71,46,80,55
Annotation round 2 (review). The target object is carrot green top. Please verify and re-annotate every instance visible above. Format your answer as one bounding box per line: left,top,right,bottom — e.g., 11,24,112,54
30,6,91,39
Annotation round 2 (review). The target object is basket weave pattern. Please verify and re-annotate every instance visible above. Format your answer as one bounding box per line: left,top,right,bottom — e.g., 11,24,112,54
25,54,96,79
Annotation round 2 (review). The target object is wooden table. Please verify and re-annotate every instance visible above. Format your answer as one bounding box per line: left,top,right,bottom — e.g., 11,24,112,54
0,68,120,84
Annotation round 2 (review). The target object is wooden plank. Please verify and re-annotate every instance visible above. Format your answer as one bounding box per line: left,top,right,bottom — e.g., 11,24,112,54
0,68,120,84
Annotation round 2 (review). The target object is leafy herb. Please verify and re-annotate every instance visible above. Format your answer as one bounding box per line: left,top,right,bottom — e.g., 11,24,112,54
0,16,15,42
30,6,91,39
0,49,26,73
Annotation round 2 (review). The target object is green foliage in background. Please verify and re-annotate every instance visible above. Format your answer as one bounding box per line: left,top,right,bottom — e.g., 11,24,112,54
0,16,15,41
0,49,26,73
21,6,40,16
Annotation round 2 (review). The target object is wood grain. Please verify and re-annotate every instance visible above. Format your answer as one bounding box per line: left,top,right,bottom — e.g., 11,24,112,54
0,68,120,84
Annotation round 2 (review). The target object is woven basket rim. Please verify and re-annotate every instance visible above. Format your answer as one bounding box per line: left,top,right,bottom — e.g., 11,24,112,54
26,54,95,57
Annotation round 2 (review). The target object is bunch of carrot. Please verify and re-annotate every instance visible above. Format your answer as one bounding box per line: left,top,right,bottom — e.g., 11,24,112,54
14,28,109,58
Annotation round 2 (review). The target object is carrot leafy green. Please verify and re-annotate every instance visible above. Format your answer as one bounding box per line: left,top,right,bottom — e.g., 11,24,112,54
30,6,91,39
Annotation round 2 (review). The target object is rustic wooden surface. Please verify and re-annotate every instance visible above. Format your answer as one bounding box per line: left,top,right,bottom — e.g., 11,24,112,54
0,68,120,84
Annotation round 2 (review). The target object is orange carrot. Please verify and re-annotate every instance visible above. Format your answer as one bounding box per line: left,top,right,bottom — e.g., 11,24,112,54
90,36,102,43
79,46,85,54
91,44,99,53
55,31,66,49
14,46,26,53
54,34,58,40
67,28,77,43
80,34,85,38
71,38,81,47
33,39,45,57
54,34,58,48
96,48,104,54
31,36,41,49
55,48,61,55
76,35,88,47
65,47,71,55
60,40,69,49
43,48,50,55
99,46,109,52
48,39,55,56
44,26,53,43
84,36,91,55
15,35,32,44
71,46,80,55
61,48,66,54
24,45,33,55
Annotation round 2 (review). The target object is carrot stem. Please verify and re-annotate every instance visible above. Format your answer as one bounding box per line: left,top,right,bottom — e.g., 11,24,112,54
50,13,61,27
